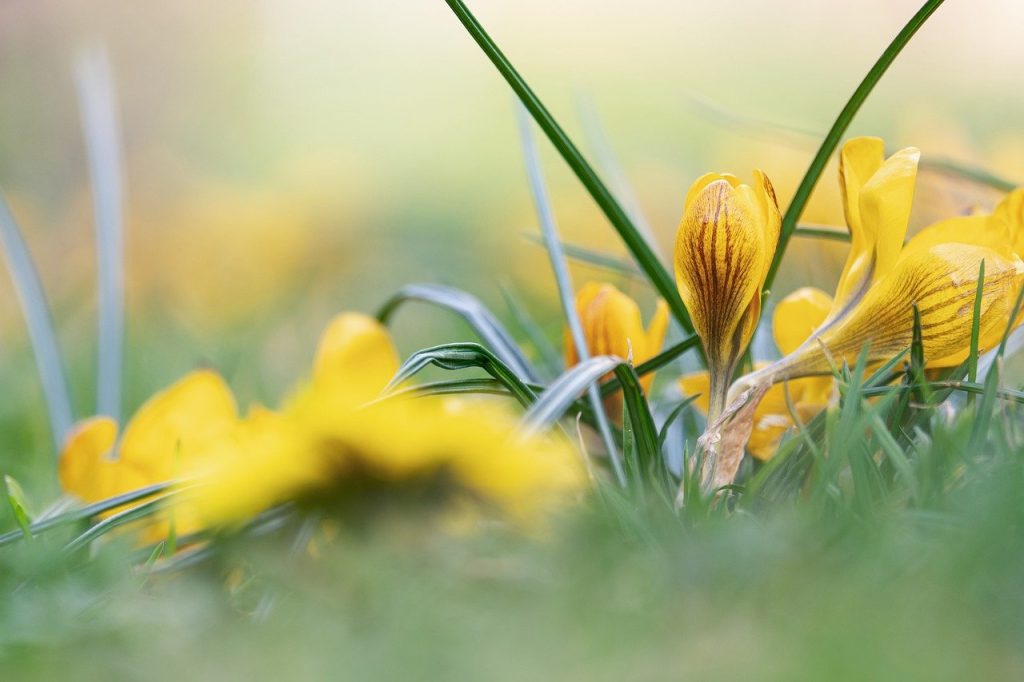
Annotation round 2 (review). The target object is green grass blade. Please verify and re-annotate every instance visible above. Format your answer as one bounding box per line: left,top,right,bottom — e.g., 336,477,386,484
377,282,538,382
0,193,75,447
517,105,624,485
75,46,125,422
520,356,622,433
522,233,643,278
600,335,701,399
382,342,537,407
442,0,694,336
497,281,563,377
922,158,1018,192
967,260,986,407
793,225,851,243
63,495,170,555
0,481,172,548
764,0,946,291
575,95,663,262
3,475,34,540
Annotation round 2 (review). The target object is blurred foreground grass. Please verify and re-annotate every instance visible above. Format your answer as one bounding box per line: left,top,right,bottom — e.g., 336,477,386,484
3,417,1024,682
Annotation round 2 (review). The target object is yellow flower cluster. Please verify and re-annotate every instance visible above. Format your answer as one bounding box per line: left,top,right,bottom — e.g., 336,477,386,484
674,136,1024,489
58,313,585,543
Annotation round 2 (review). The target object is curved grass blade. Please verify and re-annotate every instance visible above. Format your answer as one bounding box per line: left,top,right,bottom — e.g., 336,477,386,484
520,355,659,487
75,46,125,422
575,94,663,262
764,0,946,291
517,105,624,485
600,334,701,399
657,395,700,454
922,158,1017,193
0,481,171,548
377,282,538,383
383,342,537,407
0,194,74,447
497,281,562,376
442,0,693,336
794,225,851,243
522,233,642,278
63,494,172,555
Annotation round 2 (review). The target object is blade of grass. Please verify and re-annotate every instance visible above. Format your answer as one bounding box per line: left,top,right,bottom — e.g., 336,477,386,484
966,260,985,408
575,94,663,262
0,481,171,548
517,105,624,485
497,281,562,377
377,282,538,382
382,342,537,407
764,0,946,291
601,335,701,399
922,158,1017,193
75,46,125,422
0,193,74,447
443,0,694,337
793,225,851,243
522,233,643,278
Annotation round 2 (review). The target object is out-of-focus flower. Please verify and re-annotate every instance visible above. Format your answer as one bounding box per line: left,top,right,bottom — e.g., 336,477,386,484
187,313,585,529
59,370,238,544
680,287,833,461
564,282,668,417
673,170,781,423
700,139,1024,491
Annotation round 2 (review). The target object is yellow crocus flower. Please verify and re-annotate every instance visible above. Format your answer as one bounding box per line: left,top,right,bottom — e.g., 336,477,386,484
564,282,669,417
188,312,585,529
59,370,238,544
681,287,833,461
673,171,781,423
698,141,1024,491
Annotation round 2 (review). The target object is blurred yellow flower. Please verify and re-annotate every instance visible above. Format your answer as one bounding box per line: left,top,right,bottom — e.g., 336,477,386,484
673,170,781,422
564,282,668,416
59,370,238,544
681,287,833,461
187,312,585,529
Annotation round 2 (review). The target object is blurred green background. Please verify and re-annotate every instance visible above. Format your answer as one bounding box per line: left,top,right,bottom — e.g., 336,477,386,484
1,0,1023,485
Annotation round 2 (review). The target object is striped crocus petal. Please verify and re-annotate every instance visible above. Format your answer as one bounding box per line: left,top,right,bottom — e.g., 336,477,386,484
830,137,920,323
673,170,780,419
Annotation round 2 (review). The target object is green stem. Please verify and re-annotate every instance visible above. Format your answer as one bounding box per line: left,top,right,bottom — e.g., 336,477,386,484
442,0,694,336
763,0,946,292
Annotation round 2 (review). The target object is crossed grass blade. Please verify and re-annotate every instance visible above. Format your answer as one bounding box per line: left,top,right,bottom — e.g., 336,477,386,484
377,282,538,383
441,0,694,337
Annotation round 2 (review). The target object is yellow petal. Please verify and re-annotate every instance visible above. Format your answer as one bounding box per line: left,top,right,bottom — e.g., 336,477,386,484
679,371,712,414
566,283,665,390
313,312,401,404
119,369,238,479
833,138,920,317
59,416,119,503
772,287,833,356
746,376,832,461
645,299,670,361
779,243,1024,376
674,172,780,375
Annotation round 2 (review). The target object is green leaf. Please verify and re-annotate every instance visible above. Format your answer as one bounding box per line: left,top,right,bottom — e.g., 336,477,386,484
517,105,624,485
521,355,661,491
521,233,642,278
0,481,172,548
377,282,538,382
764,0,947,291
0,194,75,448
75,46,126,422
441,0,694,336
383,342,537,407
3,474,34,541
